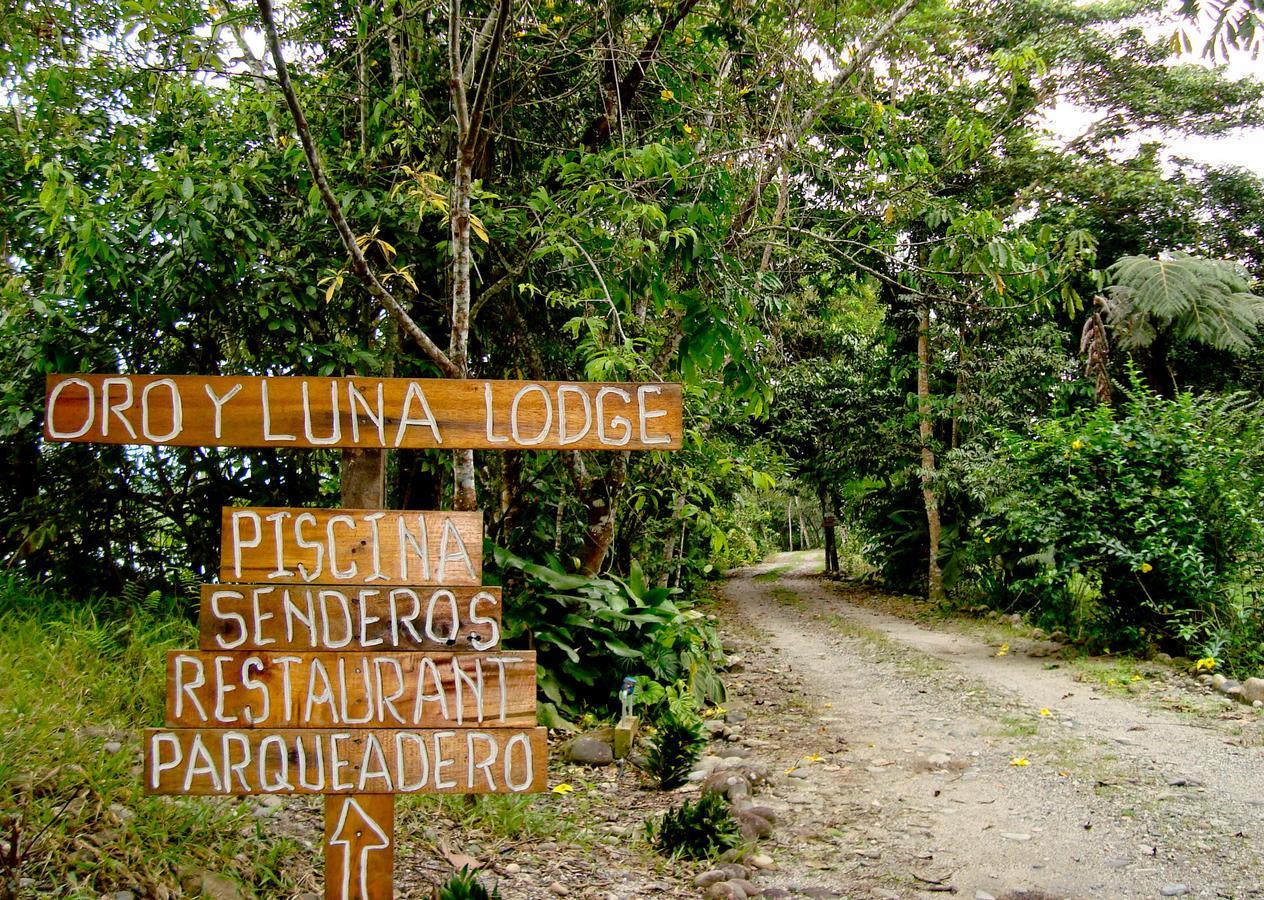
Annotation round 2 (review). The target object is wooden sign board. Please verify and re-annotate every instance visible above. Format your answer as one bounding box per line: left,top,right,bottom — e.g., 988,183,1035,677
144,726,548,795
44,375,683,451
200,585,502,652
165,650,536,729
219,508,482,586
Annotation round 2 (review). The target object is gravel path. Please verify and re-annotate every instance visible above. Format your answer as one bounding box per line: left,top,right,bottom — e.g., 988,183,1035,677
717,552,1264,900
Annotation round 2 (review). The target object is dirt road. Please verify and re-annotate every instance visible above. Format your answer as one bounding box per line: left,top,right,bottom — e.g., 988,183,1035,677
718,552,1264,899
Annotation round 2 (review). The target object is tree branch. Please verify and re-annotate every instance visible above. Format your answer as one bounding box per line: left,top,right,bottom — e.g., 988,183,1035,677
255,0,458,376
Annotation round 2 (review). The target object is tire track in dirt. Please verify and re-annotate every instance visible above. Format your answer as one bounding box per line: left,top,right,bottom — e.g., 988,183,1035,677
717,552,1264,899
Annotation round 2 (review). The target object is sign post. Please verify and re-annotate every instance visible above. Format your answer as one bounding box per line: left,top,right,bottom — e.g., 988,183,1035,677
43,373,681,898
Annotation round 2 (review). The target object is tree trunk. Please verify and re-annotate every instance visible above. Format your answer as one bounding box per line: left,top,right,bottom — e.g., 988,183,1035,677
341,448,384,508
578,453,628,574
917,298,944,603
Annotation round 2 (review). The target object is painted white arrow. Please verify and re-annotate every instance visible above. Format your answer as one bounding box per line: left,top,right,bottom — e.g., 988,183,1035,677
328,797,391,899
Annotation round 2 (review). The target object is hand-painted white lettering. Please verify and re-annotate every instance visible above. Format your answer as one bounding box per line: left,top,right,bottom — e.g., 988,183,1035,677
363,512,388,582
293,512,324,582
505,732,534,792
281,587,316,646
265,511,295,580
301,380,342,445
183,733,222,793
393,382,442,447
452,657,485,725
101,377,138,439
174,654,208,722
596,386,633,446
258,734,292,791
329,732,354,791
230,510,262,579
260,380,296,442
425,590,459,644
483,382,509,444
397,516,430,581
357,734,393,792
436,519,474,582
637,384,672,445
467,732,499,791
395,732,427,791
432,730,457,789
150,732,182,788
213,655,239,724
557,384,592,446
326,515,358,579
250,586,276,648
337,657,373,725
468,591,500,650
140,379,183,442
46,377,95,439
210,590,247,650
510,384,552,445
240,656,269,724
203,382,243,440
222,731,252,792
348,381,385,445
319,590,354,649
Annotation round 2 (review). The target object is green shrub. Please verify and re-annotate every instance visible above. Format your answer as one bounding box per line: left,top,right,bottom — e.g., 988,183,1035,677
643,692,707,789
962,374,1264,670
436,866,500,900
646,793,741,860
492,547,726,720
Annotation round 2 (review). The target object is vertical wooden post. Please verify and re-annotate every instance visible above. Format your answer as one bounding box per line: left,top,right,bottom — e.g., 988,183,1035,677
326,448,394,900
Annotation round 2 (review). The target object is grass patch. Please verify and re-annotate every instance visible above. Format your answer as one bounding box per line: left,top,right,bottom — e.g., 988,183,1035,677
0,574,304,896
1069,655,1148,696
769,587,802,607
753,566,792,583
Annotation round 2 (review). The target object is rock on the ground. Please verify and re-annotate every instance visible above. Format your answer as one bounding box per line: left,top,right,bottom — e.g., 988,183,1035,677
1242,677,1264,704
702,771,750,801
565,736,614,765
694,870,730,888
734,808,774,840
730,879,763,897
1160,885,1190,897
191,873,245,900
748,853,775,869
704,882,745,900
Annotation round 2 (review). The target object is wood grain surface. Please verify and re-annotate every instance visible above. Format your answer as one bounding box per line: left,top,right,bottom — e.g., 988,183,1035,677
218,508,483,586
144,727,548,795
199,584,502,652
325,794,393,900
44,375,682,450
165,650,536,728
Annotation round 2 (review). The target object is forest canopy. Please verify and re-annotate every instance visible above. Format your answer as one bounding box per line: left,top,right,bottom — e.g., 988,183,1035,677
4,0,1264,707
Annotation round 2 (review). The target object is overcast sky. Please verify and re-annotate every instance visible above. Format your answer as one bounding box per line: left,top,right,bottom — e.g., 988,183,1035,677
1044,5,1264,174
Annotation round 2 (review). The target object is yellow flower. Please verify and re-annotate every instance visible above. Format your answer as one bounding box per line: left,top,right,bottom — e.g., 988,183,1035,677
701,705,726,719
1010,757,1030,767
537,22,549,33
1039,708,1052,717
552,14,563,23
683,124,694,135
996,643,1009,657
550,783,574,794
784,765,798,775
660,88,675,101
983,536,992,543
1071,439,1083,450
515,29,527,37
803,753,824,763
684,35,695,44
1131,674,1142,682
1139,562,1153,573
1195,657,1217,672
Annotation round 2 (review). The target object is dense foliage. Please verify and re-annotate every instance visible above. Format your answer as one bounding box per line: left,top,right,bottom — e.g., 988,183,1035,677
5,0,1264,702
646,793,741,861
